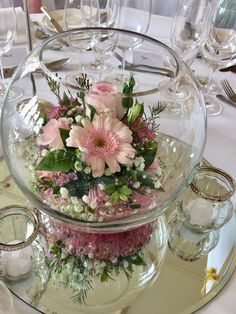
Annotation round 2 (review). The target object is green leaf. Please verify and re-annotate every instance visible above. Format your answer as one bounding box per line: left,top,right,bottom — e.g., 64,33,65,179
51,245,61,255
129,76,135,90
118,193,128,201
88,104,97,120
100,270,109,282
141,141,158,168
131,255,146,266
111,191,119,204
127,169,137,182
128,103,144,125
36,149,76,172
122,76,136,109
137,171,155,189
62,91,70,104
59,128,70,146
118,185,132,196
122,95,133,109
129,204,141,210
64,172,92,197
105,184,117,195
127,263,133,274
100,268,114,282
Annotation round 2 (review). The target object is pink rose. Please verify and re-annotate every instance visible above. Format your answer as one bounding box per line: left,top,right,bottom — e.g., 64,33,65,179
37,117,70,149
85,81,125,119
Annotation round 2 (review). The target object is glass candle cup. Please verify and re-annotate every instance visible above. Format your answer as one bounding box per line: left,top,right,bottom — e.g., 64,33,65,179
0,205,47,282
168,210,220,262
168,166,235,262
178,166,235,232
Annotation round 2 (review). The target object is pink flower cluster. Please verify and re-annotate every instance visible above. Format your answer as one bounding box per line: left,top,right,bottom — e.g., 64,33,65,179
47,219,155,260
54,172,78,187
130,118,156,141
48,105,70,119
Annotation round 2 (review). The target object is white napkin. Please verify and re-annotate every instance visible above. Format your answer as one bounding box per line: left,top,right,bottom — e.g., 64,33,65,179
0,6,26,44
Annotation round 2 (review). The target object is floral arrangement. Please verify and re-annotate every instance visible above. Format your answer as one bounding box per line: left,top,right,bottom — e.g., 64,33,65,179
33,75,165,222
31,74,166,304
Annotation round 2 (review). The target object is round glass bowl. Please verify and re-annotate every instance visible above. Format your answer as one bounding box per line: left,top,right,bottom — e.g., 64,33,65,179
1,28,206,230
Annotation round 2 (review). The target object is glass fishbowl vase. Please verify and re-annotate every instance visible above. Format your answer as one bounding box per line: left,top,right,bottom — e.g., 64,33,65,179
1,28,206,313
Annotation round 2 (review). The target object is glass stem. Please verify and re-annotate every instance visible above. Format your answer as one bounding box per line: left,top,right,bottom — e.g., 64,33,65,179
78,49,84,73
205,64,218,99
0,55,7,92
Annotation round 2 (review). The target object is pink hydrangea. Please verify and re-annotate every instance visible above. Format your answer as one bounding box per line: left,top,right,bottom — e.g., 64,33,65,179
37,117,70,149
54,172,78,187
66,115,135,177
85,81,125,119
47,220,154,260
48,105,71,119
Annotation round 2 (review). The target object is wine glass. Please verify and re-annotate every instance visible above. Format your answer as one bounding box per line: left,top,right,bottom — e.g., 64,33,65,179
201,0,236,116
80,0,119,78
170,0,211,66
108,0,151,84
160,0,211,113
64,0,93,84
0,0,21,100
81,0,119,28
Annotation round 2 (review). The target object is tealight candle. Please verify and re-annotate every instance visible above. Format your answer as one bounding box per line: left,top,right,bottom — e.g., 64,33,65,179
2,242,33,281
0,206,39,282
184,198,214,226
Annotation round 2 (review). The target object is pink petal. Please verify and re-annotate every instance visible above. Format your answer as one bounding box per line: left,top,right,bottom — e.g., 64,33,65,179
90,156,105,177
37,119,64,149
66,125,87,148
105,157,120,173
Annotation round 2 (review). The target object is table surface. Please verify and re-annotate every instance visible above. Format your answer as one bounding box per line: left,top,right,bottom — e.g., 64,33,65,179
2,12,236,314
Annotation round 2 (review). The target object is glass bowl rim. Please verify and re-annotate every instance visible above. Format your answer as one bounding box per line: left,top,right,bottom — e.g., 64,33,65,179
38,26,180,97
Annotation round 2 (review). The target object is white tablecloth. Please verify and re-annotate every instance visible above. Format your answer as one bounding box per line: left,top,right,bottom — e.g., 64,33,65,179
3,12,236,314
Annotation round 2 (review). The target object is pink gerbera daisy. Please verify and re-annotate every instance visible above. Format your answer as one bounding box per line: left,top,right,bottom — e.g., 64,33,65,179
66,115,135,177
